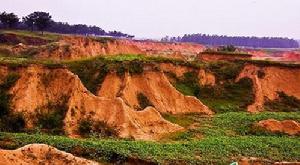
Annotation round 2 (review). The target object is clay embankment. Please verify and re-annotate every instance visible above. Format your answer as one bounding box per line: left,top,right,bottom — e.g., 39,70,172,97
255,119,300,135
239,157,300,165
158,63,215,86
98,70,213,115
237,64,300,112
0,144,100,165
4,65,182,140
126,40,205,60
35,36,143,60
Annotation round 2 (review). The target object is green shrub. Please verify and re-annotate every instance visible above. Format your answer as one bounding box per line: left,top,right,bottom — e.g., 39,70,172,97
0,113,25,132
93,121,118,138
78,119,92,136
137,93,153,110
198,78,254,113
0,73,20,117
78,119,117,138
217,45,236,52
206,61,245,82
128,61,143,75
257,69,265,79
174,71,201,96
264,92,300,112
36,98,68,135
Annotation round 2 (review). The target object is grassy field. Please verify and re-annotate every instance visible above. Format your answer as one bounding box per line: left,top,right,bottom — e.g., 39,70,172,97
1,112,299,164
0,30,61,41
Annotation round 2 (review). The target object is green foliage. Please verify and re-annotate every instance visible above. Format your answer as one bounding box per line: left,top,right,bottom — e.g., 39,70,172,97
35,98,68,135
162,113,196,127
1,132,299,164
78,119,117,138
206,61,245,82
0,113,25,132
0,12,19,28
257,69,265,79
92,37,115,44
0,73,20,117
217,45,237,52
198,78,254,113
202,48,251,57
66,57,109,94
0,30,60,41
264,92,300,112
137,93,153,110
174,71,200,96
0,73,24,132
78,119,92,136
197,112,300,137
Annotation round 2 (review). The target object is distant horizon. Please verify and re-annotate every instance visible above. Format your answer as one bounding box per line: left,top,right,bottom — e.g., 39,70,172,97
1,0,300,39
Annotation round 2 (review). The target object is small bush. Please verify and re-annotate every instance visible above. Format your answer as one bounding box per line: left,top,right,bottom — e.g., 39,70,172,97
35,98,68,135
0,113,25,132
93,121,118,138
78,119,117,138
137,93,153,110
128,61,143,75
264,92,300,112
78,119,92,136
206,61,245,82
0,73,20,117
257,69,265,79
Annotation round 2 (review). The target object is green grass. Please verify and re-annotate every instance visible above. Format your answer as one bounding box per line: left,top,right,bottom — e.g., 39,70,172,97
0,132,299,164
0,30,60,41
197,112,300,137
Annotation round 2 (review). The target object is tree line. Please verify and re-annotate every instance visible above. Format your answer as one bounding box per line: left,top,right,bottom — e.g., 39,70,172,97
161,34,299,48
0,11,134,38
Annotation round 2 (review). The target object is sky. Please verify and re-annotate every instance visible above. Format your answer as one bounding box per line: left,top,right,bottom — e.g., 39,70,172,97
1,0,300,39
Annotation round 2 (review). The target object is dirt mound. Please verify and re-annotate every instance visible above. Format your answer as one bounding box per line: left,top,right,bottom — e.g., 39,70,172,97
239,157,300,165
0,144,99,165
237,64,300,112
255,119,300,135
0,33,50,45
7,65,182,140
98,71,213,115
35,36,143,60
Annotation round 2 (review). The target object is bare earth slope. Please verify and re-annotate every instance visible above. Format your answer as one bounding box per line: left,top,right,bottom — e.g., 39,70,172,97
98,71,213,115
0,144,99,165
237,64,300,112
6,65,182,140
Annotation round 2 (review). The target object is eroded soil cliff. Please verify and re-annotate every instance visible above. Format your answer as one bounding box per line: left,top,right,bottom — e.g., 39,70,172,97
2,65,182,140
237,64,300,112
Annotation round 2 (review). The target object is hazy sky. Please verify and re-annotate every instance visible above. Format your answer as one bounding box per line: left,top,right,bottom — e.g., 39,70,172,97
1,0,300,39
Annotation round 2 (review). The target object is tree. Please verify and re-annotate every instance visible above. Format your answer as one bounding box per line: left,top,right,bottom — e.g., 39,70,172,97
0,12,19,28
24,12,52,34
22,13,36,31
